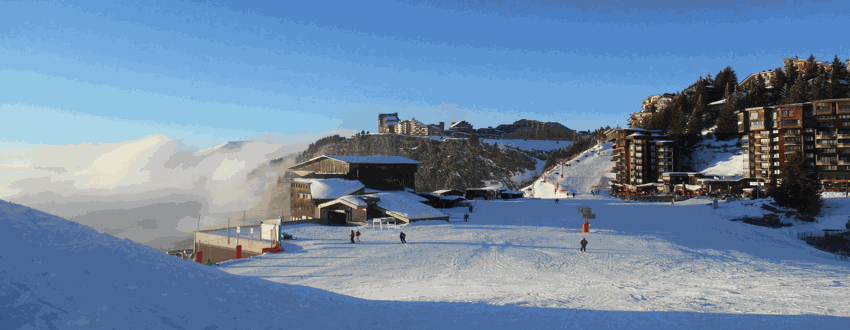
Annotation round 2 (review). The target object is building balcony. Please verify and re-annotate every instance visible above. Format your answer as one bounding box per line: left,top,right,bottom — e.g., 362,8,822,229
817,160,838,165
816,134,837,139
816,143,838,148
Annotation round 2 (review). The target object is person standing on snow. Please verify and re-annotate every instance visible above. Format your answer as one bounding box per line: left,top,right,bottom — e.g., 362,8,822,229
464,214,469,222
572,193,575,198
555,198,559,204
399,231,407,243
355,230,361,243
350,230,356,244
580,238,588,252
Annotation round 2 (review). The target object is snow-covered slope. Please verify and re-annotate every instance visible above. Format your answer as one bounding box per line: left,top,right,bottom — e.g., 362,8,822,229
6,195,850,329
527,141,614,198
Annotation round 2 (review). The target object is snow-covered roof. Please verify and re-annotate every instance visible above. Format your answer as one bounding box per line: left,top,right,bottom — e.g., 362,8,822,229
433,189,462,195
628,132,645,137
502,190,524,194
339,195,368,207
709,99,726,106
370,192,448,221
325,155,421,165
449,120,471,129
293,178,365,200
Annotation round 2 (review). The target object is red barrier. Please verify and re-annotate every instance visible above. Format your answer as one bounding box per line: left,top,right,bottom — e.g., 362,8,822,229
196,251,203,264
582,222,589,233
235,245,242,259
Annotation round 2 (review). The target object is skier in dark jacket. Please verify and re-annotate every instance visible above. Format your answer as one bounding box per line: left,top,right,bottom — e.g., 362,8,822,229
580,238,588,252
464,214,469,222
355,230,361,242
350,230,356,244
555,198,559,204
399,231,407,244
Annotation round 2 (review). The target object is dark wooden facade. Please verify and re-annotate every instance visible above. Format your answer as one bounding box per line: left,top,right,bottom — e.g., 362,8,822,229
290,156,419,191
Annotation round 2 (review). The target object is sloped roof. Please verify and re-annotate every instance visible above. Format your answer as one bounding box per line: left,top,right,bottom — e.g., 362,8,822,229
449,120,472,129
293,178,365,200
369,192,448,221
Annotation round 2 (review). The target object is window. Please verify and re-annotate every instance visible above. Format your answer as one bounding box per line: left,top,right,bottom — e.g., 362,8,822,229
817,115,836,120
750,112,759,120
840,114,850,119
781,110,793,117
806,127,815,133
785,137,801,143
760,138,769,144
818,105,832,112
844,122,850,126
760,154,769,160
773,162,779,166
806,153,814,158
760,163,769,169
821,122,834,127
840,104,850,111
805,136,814,141
774,170,781,174
760,147,770,153
824,165,838,170
786,145,801,151
804,111,813,117
751,121,764,128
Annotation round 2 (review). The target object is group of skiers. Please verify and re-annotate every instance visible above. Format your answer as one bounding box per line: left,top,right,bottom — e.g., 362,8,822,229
350,229,407,243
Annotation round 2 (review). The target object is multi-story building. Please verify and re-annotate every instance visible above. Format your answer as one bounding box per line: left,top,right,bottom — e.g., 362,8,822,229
607,128,676,186
739,98,850,190
377,113,400,134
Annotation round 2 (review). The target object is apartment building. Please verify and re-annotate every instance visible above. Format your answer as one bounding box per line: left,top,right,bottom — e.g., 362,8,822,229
739,98,850,190
607,128,676,186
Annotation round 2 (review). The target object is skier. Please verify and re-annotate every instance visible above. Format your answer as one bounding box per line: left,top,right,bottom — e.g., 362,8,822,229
572,193,575,198
464,213,469,222
469,205,474,213
350,230,356,244
580,238,588,252
355,230,361,243
555,198,559,204
846,219,850,230
399,231,407,244
671,198,675,205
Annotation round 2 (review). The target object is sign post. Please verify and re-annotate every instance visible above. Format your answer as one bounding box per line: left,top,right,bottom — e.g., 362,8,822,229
578,205,593,233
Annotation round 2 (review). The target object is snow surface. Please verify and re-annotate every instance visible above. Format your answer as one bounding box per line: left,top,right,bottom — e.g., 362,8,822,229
293,178,365,200
5,197,850,328
368,192,448,220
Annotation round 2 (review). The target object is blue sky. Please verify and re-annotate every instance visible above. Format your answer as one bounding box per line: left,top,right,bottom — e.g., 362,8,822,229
2,0,849,149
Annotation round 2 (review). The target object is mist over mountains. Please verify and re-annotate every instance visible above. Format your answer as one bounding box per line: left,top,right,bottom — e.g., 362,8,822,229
0,134,301,248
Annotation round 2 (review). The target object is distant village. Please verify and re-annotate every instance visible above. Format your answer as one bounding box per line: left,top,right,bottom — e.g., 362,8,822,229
377,112,589,140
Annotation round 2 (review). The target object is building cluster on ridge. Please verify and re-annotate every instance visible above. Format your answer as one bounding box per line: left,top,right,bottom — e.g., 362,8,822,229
377,113,583,140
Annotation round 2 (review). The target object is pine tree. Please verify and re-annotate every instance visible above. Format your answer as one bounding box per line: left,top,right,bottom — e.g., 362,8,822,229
687,94,707,134
669,93,690,135
770,154,822,215
803,54,820,82
713,66,738,101
789,74,808,103
808,66,829,101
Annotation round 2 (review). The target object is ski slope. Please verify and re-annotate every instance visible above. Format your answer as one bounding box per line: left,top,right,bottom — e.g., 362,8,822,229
4,194,850,329
528,141,615,199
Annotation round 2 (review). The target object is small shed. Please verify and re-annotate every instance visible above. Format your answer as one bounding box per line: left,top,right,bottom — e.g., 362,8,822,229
318,195,370,225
